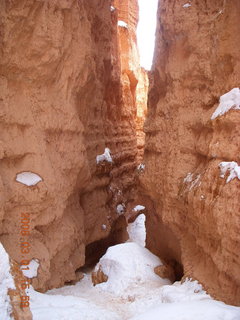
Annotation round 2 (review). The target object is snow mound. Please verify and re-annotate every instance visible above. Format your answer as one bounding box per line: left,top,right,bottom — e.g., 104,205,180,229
96,148,113,164
94,242,170,296
118,20,128,28
219,161,240,183
133,205,145,212
160,279,210,303
211,88,240,120
0,243,15,320
183,3,191,8
127,214,146,247
129,279,240,320
16,171,42,186
21,259,39,279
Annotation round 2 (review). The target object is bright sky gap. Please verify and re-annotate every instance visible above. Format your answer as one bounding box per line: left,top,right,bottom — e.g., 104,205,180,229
137,0,158,70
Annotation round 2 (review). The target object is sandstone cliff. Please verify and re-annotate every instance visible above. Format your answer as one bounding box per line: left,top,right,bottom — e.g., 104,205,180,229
141,0,240,305
0,0,145,293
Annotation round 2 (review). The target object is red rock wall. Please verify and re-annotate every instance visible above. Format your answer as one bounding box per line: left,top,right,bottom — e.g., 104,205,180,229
141,0,240,305
0,0,141,291
114,0,148,163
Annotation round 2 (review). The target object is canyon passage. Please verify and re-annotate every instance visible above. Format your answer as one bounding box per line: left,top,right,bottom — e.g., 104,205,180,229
0,0,240,319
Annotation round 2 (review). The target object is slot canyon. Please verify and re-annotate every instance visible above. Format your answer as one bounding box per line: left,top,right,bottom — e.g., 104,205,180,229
0,0,239,319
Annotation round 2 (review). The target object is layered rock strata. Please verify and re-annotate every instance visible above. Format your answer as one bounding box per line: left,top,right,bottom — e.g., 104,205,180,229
0,0,146,292
141,0,240,305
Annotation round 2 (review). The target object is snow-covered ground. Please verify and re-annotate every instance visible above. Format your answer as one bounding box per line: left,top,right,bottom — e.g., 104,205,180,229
1,216,240,320
0,243,15,320
29,224,240,320
29,271,240,320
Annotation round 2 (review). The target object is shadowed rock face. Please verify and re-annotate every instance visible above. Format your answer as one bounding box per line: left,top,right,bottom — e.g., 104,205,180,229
0,0,147,292
141,0,240,305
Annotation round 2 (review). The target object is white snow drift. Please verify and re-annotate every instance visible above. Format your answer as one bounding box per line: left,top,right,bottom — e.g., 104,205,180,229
211,88,240,120
0,243,15,320
16,171,42,186
219,161,240,183
94,242,170,296
96,148,113,164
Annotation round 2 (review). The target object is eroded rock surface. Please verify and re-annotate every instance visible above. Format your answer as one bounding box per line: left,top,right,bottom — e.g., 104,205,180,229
141,0,240,305
0,0,145,291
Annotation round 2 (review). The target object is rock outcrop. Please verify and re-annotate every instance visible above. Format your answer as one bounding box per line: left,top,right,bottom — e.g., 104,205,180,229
92,266,108,286
0,0,146,291
9,260,32,320
141,0,240,305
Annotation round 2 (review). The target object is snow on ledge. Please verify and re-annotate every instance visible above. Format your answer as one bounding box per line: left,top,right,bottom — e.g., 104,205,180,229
219,161,240,183
137,163,145,171
118,20,128,28
110,6,116,12
96,148,113,164
183,3,191,8
133,205,145,212
211,88,240,120
16,171,42,186
116,204,125,215
183,173,201,190
21,259,39,279
0,243,15,319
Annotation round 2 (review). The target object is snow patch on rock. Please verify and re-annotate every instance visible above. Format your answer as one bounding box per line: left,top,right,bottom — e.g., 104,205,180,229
96,148,113,164
211,88,240,120
133,205,145,212
21,259,39,279
219,161,240,183
183,3,192,8
137,163,145,172
16,171,42,186
183,173,201,189
0,243,15,320
127,214,146,247
118,20,128,28
116,204,125,215
101,224,107,231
